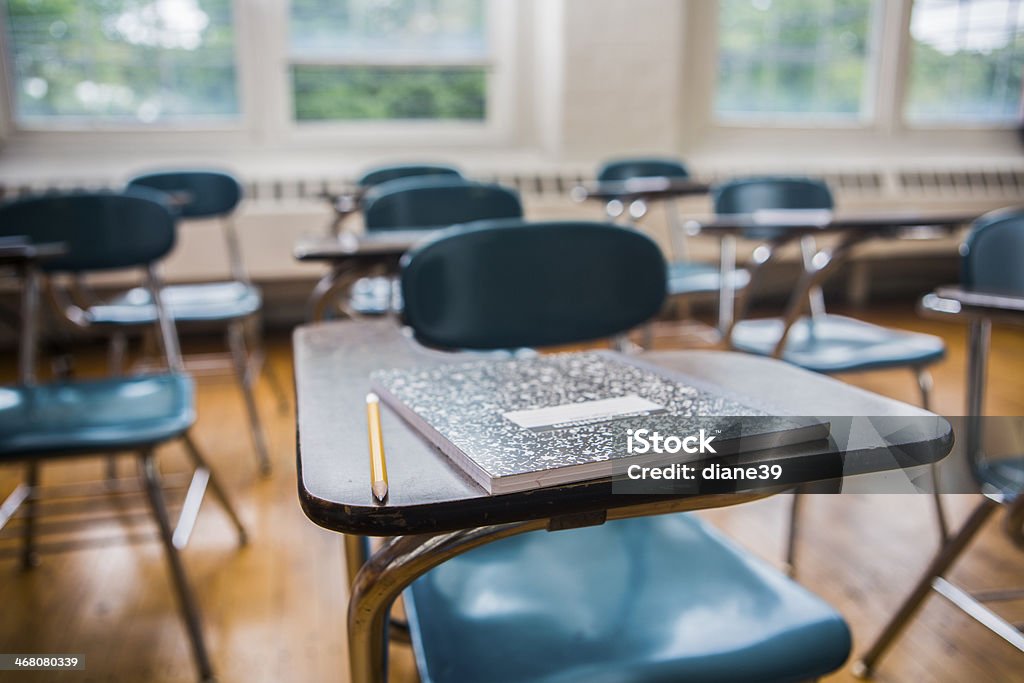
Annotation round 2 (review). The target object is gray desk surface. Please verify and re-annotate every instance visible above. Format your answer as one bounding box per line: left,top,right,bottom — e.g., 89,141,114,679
295,320,952,536
0,239,67,265
293,230,438,262
571,177,711,203
686,209,978,236
935,286,1024,315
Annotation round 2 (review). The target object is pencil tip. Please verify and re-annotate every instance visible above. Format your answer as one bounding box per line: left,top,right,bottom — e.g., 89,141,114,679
372,481,389,501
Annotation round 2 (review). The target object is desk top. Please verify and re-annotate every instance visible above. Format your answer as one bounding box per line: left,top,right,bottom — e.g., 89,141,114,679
0,238,67,266
923,287,1024,327
684,210,978,237
686,209,978,236
571,178,712,203
934,286,1024,314
293,230,436,262
295,320,952,536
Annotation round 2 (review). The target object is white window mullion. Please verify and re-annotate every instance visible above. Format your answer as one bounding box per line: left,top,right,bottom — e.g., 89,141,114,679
870,0,913,134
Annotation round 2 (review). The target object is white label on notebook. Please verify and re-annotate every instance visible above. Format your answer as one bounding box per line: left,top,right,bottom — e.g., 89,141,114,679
504,395,666,431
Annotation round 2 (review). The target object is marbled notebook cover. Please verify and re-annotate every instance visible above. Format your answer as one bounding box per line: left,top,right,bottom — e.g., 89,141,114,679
371,351,826,494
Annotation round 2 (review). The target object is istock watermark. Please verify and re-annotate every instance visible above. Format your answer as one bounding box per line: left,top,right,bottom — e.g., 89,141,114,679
626,428,717,455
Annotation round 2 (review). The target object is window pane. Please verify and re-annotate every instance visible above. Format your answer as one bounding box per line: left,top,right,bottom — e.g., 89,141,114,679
716,0,874,118
906,0,1024,124
5,0,239,124
289,0,487,61
288,0,489,122
292,66,486,120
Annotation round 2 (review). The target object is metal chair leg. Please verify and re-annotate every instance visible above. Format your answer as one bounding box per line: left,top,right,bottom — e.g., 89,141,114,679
913,367,950,543
106,333,129,480
929,463,949,543
20,462,40,569
640,324,654,350
138,449,215,683
260,350,290,417
181,433,248,546
853,497,999,679
914,367,933,411
784,491,801,577
246,316,290,415
227,321,272,476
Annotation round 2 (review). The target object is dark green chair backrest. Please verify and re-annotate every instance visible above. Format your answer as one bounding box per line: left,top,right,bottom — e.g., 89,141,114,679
358,163,463,189
597,157,689,181
713,176,834,240
0,189,176,272
128,169,243,219
400,220,667,350
362,177,523,232
962,208,1024,296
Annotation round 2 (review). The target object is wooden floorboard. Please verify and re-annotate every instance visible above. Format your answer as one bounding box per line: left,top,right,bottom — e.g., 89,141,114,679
0,303,1021,682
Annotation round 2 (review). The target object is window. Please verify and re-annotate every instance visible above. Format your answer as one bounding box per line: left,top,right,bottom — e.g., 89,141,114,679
906,0,1024,124
288,0,489,122
4,0,239,126
716,0,875,120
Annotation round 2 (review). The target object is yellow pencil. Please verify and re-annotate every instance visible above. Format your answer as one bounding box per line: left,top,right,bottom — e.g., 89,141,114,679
366,393,389,502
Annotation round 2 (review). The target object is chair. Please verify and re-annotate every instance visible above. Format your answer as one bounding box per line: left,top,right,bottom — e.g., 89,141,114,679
0,190,247,683
596,157,750,332
718,178,944,382
854,208,1024,678
362,176,522,232
357,162,462,189
386,219,853,682
325,163,465,237
340,178,523,317
54,169,282,475
717,177,947,570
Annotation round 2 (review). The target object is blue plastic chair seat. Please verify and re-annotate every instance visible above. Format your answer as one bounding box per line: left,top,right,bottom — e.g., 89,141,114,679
730,314,945,373
88,281,261,325
0,374,194,458
349,276,401,316
406,514,851,683
977,457,1024,501
668,261,750,297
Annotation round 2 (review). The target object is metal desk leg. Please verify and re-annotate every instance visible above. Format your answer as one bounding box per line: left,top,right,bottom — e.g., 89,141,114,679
772,234,868,358
344,534,370,588
853,498,999,678
348,521,546,683
966,318,991,459
18,264,39,385
800,236,826,321
20,462,39,569
308,263,364,323
18,265,40,569
718,234,737,332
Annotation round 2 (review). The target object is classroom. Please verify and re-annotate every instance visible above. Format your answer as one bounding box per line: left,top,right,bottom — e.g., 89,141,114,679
0,1,1021,682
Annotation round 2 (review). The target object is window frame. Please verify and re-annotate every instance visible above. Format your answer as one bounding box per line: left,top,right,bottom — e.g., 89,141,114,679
901,0,1024,129
279,0,516,146
710,0,884,128
705,0,1023,131
0,0,250,133
0,0,519,148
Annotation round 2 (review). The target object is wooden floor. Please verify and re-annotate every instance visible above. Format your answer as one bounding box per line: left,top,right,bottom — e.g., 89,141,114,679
1,304,1022,682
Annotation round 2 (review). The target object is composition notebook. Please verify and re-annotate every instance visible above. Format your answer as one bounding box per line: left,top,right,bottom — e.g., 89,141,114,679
371,351,829,495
